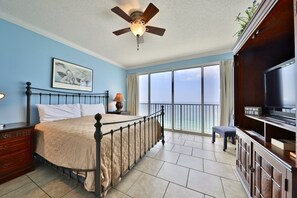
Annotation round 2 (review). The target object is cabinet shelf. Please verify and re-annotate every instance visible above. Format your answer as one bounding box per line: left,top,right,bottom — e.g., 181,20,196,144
245,115,296,133
238,127,297,171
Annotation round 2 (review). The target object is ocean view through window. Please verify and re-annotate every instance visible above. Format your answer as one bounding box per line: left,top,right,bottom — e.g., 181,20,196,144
138,65,220,133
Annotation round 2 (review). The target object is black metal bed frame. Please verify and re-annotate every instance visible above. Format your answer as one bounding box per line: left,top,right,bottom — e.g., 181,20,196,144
25,82,165,198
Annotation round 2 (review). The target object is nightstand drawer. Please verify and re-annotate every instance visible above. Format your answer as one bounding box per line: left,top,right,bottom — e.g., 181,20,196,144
0,123,34,184
0,150,31,176
0,128,32,139
0,136,30,156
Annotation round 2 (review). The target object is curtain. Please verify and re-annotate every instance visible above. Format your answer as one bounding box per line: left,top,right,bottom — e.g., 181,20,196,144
127,74,139,115
220,60,234,126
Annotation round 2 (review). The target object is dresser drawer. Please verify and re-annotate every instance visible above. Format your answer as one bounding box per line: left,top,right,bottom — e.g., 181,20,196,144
0,136,31,156
0,150,32,176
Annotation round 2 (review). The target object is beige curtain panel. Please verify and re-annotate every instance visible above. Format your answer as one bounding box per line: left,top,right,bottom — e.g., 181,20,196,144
127,74,139,115
220,60,234,126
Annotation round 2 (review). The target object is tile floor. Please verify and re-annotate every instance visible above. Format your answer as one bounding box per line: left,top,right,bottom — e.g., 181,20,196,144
0,131,247,198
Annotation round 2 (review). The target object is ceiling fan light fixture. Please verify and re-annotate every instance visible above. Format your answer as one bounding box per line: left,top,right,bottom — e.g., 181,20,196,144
130,20,146,37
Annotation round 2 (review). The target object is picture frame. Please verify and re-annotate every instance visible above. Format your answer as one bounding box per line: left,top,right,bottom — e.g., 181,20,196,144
52,58,93,92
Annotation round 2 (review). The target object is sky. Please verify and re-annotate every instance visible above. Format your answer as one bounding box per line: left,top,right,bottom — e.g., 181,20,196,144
139,65,220,105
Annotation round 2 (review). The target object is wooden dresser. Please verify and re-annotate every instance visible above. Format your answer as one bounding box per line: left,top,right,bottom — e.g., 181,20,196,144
0,123,34,184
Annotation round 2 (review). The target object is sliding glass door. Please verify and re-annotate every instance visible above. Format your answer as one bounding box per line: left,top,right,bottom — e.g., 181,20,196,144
203,65,220,133
150,72,172,128
138,65,220,134
139,74,149,116
174,68,202,132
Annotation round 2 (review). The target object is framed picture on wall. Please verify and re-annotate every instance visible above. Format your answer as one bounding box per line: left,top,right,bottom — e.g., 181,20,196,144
52,58,93,92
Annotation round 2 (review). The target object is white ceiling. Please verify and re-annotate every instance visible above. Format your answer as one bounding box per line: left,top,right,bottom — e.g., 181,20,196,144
0,0,254,69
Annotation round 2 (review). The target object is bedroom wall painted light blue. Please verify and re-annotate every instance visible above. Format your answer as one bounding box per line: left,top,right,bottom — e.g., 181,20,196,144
127,52,233,74
0,19,127,124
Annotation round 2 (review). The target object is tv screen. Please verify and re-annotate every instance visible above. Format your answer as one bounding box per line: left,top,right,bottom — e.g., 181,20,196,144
264,58,296,118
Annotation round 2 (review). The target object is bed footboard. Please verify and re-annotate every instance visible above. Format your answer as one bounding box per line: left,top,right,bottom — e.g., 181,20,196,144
94,106,165,198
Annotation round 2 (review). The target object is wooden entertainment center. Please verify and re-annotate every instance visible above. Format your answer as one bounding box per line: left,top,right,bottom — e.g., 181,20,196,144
233,0,297,197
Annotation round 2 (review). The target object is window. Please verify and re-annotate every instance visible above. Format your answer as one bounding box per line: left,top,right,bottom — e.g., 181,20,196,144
138,64,220,133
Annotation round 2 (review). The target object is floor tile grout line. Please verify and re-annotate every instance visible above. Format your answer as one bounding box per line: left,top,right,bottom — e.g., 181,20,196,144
188,165,239,182
60,185,82,198
202,158,205,172
148,154,178,166
156,160,166,176
27,175,53,198
154,143,236,175
220,177,227,198
173,179,214,197
204,158,235,168
175,152,181,165
0,175,32,197
162,182,170,198
118,170,144,195
137,158,191,189
186,166,190,188
111,187,133,198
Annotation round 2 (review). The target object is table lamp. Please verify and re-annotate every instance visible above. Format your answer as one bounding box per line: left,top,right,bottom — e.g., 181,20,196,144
0,92,5,100
113,93,125,112
0,92,6,128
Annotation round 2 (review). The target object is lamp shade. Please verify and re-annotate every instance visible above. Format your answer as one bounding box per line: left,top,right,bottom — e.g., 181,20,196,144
113,93,125,102
130,20,146,37
0,93,5,100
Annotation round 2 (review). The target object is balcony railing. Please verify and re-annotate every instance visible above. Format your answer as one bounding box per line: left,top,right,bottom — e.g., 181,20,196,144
139,103,220,133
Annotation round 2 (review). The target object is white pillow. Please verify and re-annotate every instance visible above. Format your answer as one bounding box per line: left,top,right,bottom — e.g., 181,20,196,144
36,104,81,123
80,104,106,116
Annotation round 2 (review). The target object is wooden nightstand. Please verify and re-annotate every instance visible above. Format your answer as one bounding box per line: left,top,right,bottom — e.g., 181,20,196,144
0,123,35,184
107,111,130,115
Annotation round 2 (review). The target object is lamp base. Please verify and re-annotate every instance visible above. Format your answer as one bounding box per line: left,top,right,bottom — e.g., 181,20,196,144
0,124,5,129
115,101,123,112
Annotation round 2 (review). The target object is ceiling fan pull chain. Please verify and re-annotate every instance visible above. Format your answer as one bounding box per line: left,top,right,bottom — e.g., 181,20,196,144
137,35,140,51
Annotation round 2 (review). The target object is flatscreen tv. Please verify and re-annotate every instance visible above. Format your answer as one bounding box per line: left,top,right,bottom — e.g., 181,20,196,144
264,58,296,124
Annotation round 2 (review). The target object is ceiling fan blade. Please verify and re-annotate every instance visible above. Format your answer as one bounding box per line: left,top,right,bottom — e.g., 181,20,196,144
146,26,166,36
142,3,159,24
111,6,132,23
113,27,131,36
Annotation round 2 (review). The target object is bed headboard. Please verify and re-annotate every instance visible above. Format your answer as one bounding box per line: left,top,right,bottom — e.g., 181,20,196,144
25,82,109,125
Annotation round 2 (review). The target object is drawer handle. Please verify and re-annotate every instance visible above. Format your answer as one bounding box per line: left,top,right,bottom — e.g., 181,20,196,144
0,145,8,151
248,165,255,173
1,134,8,139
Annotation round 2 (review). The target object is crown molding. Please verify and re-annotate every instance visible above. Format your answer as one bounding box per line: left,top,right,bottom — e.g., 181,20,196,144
0,11,125,69
232,0,278,54
127,48,232,70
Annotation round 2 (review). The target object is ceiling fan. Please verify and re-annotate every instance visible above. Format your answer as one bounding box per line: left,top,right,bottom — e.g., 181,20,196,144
111,3,166,49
